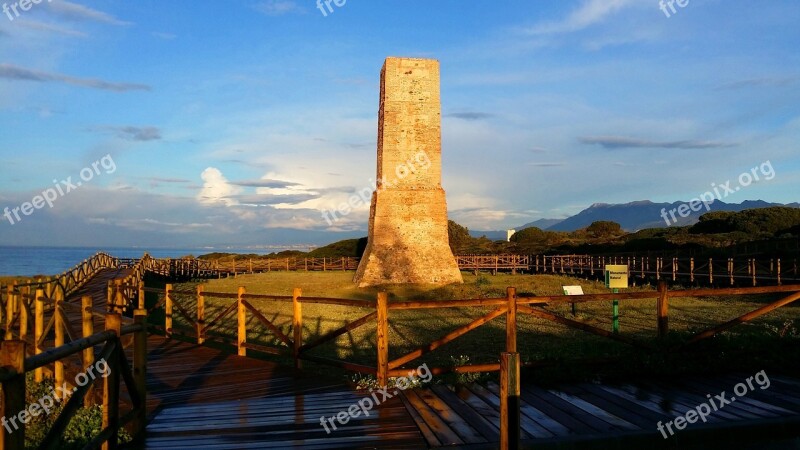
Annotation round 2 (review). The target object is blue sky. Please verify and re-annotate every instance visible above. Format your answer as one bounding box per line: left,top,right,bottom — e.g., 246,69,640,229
0,0,798,248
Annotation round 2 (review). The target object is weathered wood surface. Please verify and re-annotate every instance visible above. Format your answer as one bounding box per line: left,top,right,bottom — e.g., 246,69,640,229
143,337,426,449
399,374,800,449
12,265,800,449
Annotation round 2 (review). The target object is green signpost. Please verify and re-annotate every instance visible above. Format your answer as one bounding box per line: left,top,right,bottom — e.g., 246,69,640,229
604,265,628,334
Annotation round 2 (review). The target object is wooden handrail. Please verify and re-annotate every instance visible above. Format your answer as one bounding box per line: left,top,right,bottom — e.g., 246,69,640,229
111,280,800,386
0,311,148,449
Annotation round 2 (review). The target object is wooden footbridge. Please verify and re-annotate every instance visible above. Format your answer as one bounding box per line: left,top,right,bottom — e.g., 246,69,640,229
2,253,800,449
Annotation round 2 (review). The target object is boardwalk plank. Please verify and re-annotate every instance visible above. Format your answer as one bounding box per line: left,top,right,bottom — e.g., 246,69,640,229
453,385,534,440
403,388,464,445
429,384,500,441
719,374,800,413
415,387,488,443
624,381,746,421
594,384,724,423
686,376,795,416
545,390,639,431
524,384,622,433
561,383,670,428
667,379,777,419
399,392,442,447
467,383,556,438
486,381,571,437
519,386,605,435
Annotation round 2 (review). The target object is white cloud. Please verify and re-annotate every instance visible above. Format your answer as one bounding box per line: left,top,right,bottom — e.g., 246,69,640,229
525,0,638,35
0,64,151,92
47,1,131,26
14,19,88,37
254,1,305,16
197,167,242,207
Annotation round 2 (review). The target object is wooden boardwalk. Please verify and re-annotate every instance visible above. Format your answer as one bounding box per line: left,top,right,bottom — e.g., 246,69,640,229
140,355,800,449
34,267,800,449
143,337,426,449
400,375,800,449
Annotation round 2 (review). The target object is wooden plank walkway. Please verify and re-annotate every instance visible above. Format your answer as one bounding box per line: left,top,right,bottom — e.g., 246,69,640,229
45,270,800,448
50,270,425,448
399,375,800,449
143,337,426,449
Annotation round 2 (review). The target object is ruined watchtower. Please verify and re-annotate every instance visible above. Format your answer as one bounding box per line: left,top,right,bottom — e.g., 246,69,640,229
353,57,463,287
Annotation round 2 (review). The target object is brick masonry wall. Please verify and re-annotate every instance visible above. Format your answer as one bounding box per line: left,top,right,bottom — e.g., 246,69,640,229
354,57,463,286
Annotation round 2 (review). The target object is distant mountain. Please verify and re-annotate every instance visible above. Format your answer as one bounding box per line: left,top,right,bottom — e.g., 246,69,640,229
519,218,564,230
470,219,564,240
468,229,508,240
547,200,800,232
469,200,800,240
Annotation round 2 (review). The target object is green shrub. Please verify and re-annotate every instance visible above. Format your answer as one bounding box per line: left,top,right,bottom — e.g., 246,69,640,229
22,375,131,450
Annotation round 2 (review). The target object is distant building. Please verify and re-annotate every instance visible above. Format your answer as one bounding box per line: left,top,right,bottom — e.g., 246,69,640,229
507,229,516,241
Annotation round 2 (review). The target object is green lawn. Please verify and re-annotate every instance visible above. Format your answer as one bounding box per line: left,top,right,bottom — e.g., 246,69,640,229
154,271,800,384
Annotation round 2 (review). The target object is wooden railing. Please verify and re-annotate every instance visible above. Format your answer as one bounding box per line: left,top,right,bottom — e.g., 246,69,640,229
456,255,530,274
10,252,781,290
119,280,800,387
529,254,797,286
149,253,796,286
3,285,137,394
204,256,359,275
1,253,120,323
0,305,147,450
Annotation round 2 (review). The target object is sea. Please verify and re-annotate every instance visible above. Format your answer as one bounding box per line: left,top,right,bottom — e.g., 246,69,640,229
0,246,277,277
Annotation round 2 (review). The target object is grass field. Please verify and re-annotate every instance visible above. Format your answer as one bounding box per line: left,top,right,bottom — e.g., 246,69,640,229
155,271,800,385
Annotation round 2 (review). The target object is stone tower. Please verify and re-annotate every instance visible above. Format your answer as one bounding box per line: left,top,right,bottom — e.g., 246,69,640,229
354,57,463,287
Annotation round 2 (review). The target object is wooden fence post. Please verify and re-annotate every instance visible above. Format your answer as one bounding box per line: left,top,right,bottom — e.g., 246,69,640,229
293,288,303,369
506,287,517,353
377,292,389,387
500,352,521,450
165,284,173,338
729,258,734,286
34,289,44,382
82,296,95,405
4,284,14,340
673,258,678,281
103,314,121,450
54,297,65,400
114,279,124,314
138,282,146,310
196,285,205,344
709,258,714,285
18,290,28,344
238,287,247,357
133,309,148,442
657,281,669,338
1,340,26,450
